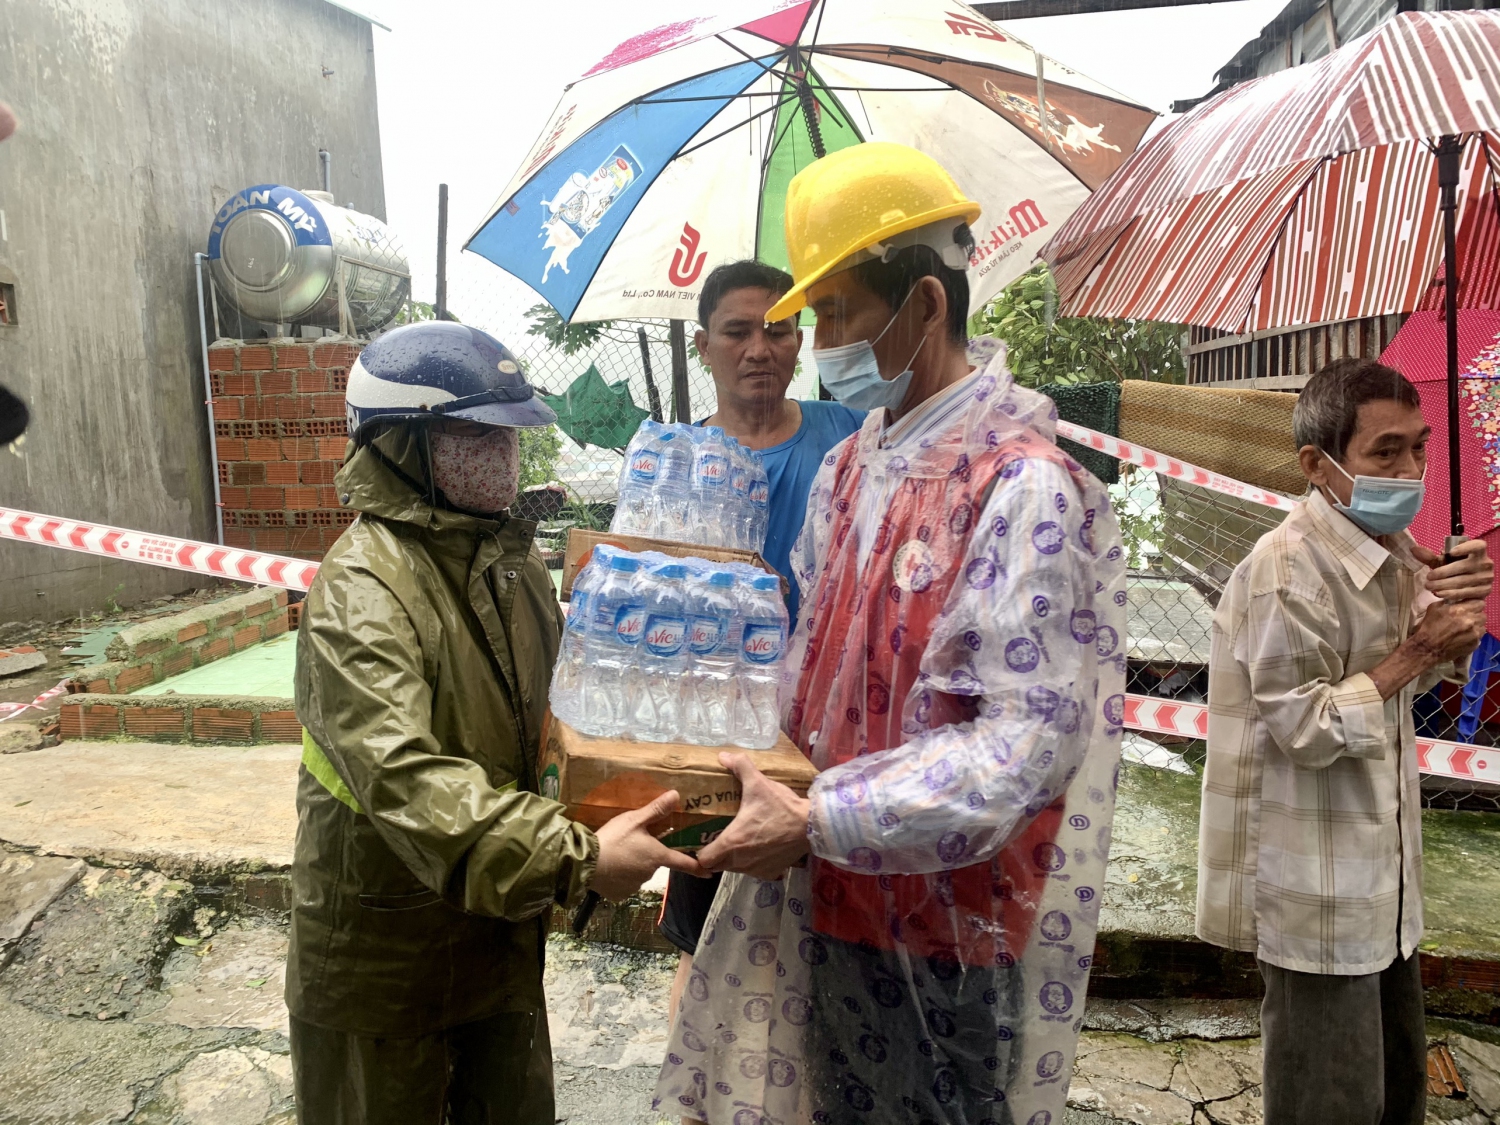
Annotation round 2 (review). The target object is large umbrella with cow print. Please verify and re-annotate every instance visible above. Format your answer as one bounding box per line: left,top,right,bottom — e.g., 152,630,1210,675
466,0,1156,325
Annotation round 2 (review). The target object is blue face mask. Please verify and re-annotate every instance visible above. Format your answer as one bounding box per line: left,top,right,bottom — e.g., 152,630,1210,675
811,289,925,411
1321,451,1425,536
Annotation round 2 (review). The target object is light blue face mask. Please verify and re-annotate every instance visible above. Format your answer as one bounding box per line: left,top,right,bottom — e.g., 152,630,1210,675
1321,451,1426,536
811,288,925,411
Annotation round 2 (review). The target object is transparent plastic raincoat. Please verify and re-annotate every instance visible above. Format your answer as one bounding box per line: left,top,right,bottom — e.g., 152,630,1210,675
655,340,1128,1125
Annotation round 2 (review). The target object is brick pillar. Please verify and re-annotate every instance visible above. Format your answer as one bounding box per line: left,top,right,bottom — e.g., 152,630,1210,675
209,341,361,559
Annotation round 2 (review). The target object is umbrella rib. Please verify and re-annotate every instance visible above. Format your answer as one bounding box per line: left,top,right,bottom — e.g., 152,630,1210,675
808,0,829,51
713,33,791,78
764,89,808,174
801,65,856,134
812,44,1156,114
677,92,799,160
636,90,794,104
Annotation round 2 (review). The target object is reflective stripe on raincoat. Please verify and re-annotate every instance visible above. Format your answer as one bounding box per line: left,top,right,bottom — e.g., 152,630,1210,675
288,424,596,1038
656,341,1127,1124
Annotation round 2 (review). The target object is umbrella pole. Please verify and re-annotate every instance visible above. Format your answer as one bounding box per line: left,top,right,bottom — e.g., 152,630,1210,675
1436,134,1465,554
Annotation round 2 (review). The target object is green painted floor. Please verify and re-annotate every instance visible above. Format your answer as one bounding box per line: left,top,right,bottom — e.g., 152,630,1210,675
133,632,298,698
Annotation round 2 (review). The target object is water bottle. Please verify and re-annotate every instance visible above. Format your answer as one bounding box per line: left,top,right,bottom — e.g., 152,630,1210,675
614,421,663,535
691,427,733,543
727,446,754,551
550,557,601,727
580,553,645,737
683,569,740,745
654,429,694,542
634,562,689,741
746,457,770,554
734,573,788,749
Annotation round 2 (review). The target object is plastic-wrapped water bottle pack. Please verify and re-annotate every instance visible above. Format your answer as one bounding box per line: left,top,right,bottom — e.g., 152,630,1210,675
550,547,788,750
611,421,769,552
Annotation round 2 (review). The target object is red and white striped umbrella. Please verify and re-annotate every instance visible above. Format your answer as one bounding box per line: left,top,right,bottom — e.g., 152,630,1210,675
1040,9,1500,332
1039,8,1500,540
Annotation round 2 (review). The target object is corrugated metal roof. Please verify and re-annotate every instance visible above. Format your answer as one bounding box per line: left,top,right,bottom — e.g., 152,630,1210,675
1173,0,1443,109
321,0,390,31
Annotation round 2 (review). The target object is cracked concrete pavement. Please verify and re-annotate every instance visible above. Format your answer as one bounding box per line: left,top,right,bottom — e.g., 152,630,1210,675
5,856,1500,1125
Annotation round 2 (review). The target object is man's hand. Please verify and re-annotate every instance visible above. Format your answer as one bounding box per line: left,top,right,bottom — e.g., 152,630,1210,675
1374,597,1488,699
590,791,705,903
1412,596,1488,666
697,754,811,881
1413,540,1493,603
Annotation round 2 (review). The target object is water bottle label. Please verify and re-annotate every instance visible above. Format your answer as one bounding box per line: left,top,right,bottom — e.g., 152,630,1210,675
644,613,687,656
614,605,647,645
729,467,751,496
688,614,726,655
749,479,769,509
627,450,660,484
742,623,784,665
693,454,730,489
566,593,589,631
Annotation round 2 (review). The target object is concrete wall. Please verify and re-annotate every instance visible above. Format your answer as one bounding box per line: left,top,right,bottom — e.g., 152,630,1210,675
0,0,383,622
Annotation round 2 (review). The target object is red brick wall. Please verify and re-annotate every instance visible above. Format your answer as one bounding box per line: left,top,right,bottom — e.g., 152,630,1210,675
210,340,360,559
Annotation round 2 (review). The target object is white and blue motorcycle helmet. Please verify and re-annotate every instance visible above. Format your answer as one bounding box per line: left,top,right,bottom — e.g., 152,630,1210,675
345,321,557,442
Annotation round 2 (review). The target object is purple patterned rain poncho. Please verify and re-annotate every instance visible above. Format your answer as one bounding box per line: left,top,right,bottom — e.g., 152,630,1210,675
655,340,1128,1125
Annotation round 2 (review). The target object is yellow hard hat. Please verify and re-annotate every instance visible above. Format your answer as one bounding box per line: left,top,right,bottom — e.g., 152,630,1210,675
766,142,982,323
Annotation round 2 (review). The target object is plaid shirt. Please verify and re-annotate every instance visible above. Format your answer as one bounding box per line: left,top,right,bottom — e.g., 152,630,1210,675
1197,489,1464,975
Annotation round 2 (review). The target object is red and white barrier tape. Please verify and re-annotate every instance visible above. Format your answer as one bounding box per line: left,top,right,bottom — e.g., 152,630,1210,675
0,678,70,721
1126,692,1497,785
1,466,1491,784
0,507,320,592
1058,421,1299,513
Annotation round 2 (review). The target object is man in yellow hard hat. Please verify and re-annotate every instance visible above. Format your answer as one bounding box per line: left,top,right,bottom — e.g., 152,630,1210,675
653,142,1128,1125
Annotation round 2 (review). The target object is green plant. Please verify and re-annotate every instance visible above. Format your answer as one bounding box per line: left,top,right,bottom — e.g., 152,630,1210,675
518,426,562,489
395,300,460,325
1112,465,1165,571
558,495,609,531
525,303,615,355
969,265,1186,388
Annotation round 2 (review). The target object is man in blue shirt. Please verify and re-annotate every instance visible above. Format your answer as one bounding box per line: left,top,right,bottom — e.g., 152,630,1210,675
692,261,864,627
661,259,862,1022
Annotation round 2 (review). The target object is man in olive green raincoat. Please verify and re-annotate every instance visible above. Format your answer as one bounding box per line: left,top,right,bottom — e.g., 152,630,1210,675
290,322,699,1124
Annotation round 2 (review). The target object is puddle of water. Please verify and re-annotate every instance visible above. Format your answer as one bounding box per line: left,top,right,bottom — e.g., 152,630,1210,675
132,633,297,698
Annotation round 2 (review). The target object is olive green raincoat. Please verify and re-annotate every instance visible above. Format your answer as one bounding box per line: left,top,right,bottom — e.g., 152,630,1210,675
288,425,595,1038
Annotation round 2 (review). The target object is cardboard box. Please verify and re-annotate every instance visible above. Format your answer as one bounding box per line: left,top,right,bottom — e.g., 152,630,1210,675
560,527,787,601
540,716,818,850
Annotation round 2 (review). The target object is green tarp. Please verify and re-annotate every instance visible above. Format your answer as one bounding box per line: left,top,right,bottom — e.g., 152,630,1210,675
540,363,649,451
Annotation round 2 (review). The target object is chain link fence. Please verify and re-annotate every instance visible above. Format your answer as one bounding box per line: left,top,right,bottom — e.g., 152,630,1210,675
448,256,819,520
450,255,1500,813
1111,466,1500,812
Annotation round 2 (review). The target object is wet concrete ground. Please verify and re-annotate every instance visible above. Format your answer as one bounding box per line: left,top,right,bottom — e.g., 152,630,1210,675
6,737,1500,1123
3,853,1500,1125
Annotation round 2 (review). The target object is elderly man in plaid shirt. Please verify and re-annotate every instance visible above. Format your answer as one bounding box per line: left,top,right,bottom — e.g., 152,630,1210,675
1198,357,1492,1125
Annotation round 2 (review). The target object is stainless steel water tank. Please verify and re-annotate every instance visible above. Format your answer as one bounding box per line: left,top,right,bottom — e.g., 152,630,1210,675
207,184,410,332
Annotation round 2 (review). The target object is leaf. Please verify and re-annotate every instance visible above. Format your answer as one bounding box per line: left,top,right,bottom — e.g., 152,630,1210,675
172,936,201,947
13,800,30,807
244,978,268,989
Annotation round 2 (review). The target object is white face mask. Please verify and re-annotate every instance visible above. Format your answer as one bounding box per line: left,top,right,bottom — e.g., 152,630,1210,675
1319,450,1426,536
429,426,520,514
811,287,925,411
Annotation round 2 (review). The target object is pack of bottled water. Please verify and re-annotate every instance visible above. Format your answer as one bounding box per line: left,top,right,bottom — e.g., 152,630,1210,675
550,547,788,749
611,421,769,552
